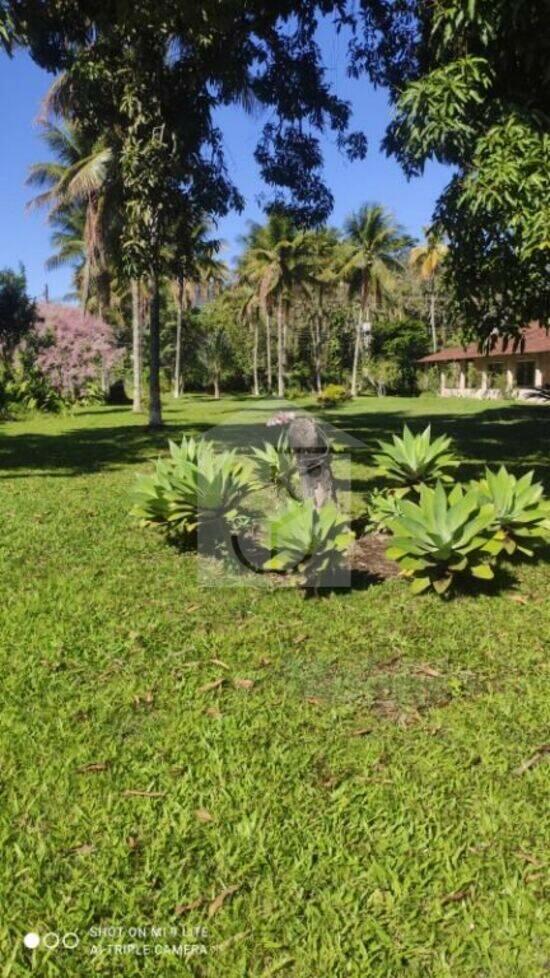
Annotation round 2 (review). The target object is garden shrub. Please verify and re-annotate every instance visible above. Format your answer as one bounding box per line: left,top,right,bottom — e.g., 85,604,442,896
317,384,349,408
386,482,497,595
472,466,550,556
263,499,354,583
251,431,299,498
374,424,459,489
130,435,256,542
366,487,409,534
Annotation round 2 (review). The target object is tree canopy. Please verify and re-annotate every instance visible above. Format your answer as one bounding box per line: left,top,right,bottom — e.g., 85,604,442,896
2,0,547,359
352,0,550,339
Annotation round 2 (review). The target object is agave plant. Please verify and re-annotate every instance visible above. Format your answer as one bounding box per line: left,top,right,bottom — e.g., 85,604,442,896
472,466,550,556
251,431,298,498
263,500,354,582
386,481,497,595
366,487,409,534
130,435,255,539
373,424,459,489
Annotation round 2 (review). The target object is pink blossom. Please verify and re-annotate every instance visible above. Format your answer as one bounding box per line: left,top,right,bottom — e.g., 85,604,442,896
35,303,123,399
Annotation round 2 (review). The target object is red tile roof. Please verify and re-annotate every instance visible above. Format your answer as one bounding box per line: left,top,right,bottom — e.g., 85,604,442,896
418,323,550,363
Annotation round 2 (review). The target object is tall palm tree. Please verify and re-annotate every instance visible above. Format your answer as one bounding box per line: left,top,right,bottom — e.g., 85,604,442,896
27,120,114,315
241,214,315,397
237,283,261,396
343,204,410,396
172,250,228,398
238,222,274,393
307,228,341,393
409,228,448,352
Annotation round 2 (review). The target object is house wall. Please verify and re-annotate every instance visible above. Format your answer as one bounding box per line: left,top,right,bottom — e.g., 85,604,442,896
439,352,549,399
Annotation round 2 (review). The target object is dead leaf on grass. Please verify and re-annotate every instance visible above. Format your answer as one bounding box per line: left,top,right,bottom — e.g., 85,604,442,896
413,664,443,678
208,884,240,918
441,887,473,905
234,678,255,690
515,850,543,867
293,634,308,645
199,677,225,694
211,658,229,669
513,744,550,776
175,897,204,915
68,843,96,856
126,836,140,850
205,706,222,718
185,604,200,613
258,657,271,667
350,727,373,737
373,654,402,674
508,594,528,605
195,808,215,823
77,762,109,774
305,696,323,706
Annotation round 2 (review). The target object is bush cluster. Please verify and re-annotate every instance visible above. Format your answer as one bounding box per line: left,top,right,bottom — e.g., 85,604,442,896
132,424,549,597
369,425,550,595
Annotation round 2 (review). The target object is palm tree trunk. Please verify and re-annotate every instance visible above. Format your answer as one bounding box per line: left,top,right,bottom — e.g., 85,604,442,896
350,313,362,397
214,374,220,400
277,293,285,398
173,275,184,398
265,310,272,393
313,308,322,393
131,278,142,413
148,273,163,428
429,288,437,353
252,319,260,396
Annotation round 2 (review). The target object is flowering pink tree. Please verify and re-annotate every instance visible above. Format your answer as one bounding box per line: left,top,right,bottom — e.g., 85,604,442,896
35,303,123,400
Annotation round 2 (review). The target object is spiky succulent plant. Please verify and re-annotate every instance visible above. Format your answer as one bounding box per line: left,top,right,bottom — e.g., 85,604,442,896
386,481,497,595
472,466,550,556
374,424,459,489
263,499,354,583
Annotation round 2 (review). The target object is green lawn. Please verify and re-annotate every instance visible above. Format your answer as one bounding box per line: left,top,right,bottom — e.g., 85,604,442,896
1,395,548,977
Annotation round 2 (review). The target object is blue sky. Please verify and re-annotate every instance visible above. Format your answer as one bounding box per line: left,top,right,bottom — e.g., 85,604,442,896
0,32,452,301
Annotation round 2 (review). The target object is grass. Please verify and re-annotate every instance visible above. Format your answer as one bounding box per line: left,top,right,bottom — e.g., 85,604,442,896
0,394,549,977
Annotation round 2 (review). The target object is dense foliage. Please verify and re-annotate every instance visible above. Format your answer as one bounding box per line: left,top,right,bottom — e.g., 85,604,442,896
386,482,498,595
130,436,256,542
0,266,35,366
360,0,550,338
35,303,123,401
472,467,550,558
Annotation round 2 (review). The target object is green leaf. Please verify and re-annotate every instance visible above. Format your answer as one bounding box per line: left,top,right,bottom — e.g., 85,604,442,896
410,575,431,594
471,564,494,580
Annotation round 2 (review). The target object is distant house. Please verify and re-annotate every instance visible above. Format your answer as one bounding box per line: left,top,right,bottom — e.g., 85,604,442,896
418,323,550,400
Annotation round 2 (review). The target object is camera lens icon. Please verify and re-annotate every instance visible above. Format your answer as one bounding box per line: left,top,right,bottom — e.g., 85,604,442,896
23,932,79,951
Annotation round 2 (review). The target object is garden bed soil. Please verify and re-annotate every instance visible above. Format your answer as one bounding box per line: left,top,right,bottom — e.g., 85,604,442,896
349,533,401,581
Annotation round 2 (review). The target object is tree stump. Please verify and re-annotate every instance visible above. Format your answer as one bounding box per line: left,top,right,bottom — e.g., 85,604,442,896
288,415,336,509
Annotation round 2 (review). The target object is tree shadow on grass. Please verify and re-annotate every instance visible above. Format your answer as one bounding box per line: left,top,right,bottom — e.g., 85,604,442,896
0,418,212,478
1,400,547,490
330,403,550,490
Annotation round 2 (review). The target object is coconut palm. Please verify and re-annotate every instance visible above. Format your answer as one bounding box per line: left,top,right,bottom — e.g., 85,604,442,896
306,228,342,392
27,120,114,315
237,283,262,396
409,228,448,352
343,204,411,396
240,214,315,397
